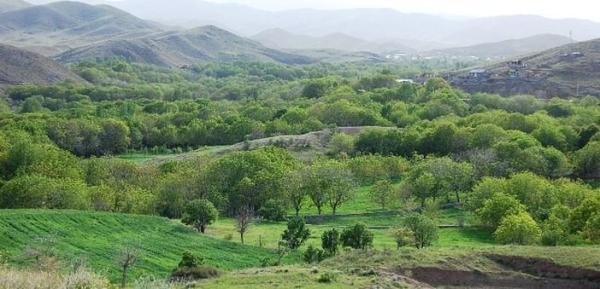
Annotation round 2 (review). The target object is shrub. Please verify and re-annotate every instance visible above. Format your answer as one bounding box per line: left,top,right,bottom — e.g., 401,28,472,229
340,224,373,250
582,214,600,243
321,229,340,256
303,245,325,264
170,266,219,281
178,251,203,268
403,214,438,249
257,200,286,221
393,227,415,248
494,211,542,245
281,217,310,249
317,272,336,283
476,193,525,229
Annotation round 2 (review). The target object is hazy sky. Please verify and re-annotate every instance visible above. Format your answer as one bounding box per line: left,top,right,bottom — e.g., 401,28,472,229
206,0,600,21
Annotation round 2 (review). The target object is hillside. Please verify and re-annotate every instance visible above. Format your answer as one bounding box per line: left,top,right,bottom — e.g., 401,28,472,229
428,34,572,60
0,43,82,86
449,38,600,98
252,28,414,53
0,0,30,13
56,26,315,67
0,1,160,55
0,210,288,281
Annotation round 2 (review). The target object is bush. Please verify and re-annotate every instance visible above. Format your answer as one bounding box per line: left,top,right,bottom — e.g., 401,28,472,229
170,266,219,281
393,227,415,248
321,229,340,256
340,224,373,250
303,245,325,264
403,214,438,249
494,212,542,245
317,272,336,283
178,251,203,268
257,200,286,221
281,217,310,249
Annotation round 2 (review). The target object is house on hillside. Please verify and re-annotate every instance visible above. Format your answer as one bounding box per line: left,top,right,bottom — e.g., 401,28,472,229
469,69,489,79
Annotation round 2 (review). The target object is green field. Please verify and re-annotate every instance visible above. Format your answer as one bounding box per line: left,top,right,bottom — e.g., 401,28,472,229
0,210,297,282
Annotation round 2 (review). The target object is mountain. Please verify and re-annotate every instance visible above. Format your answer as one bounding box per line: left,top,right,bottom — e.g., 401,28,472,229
449,38,600,98
0,43,82,86
0,1,161,55
428,34,573,60
101,0,600,50
56,26,315,67
0,0,30,13
251,28,414,53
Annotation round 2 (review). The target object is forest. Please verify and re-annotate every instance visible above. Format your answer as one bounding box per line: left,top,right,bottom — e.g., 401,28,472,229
0,59,599,288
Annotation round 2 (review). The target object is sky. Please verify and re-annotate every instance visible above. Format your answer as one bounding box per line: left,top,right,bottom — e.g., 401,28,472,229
204,0,600,21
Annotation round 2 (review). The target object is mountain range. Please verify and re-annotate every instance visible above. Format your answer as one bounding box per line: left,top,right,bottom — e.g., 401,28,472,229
0,1,313,66
62,0,600,51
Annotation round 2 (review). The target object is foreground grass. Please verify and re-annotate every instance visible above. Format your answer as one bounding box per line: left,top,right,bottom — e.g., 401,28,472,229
0,210,297,282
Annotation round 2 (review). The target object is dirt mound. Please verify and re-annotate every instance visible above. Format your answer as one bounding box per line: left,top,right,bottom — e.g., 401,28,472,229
396,255,600,289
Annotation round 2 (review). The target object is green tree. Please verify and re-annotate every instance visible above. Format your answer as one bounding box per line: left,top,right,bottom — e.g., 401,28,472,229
281,217,310,250
181,199,218,233
321,229,340,256
369,179,396,209
340,224,373,250
494,212,542,245
476,193,525,229
403,214,438,249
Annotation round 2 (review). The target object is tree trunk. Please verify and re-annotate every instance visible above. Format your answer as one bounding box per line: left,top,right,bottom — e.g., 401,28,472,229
295,207,300,216
332,206,337,216
317,206,322,215
120,267,128,289
200,225,206,234
240,232,245,244
455,191,461,203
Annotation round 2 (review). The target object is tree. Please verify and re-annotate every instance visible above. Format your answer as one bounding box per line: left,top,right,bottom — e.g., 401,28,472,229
370,179,396,210
574,141,600,179
303,245,325,264
476,193,525,229
285,168,310,216
340,224,373,250
408,172,436,208
257,200,285,221
281,217,310,250
116,245,139,288
403,214,438,249
322,163,355,215
494,212,542,245
328,133,355,156
321,229,340,256
235,205,254,244
181,199,218,233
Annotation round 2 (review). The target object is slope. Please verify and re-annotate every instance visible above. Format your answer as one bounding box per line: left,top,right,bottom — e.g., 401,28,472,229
0,210,291,282
56,26,315,67
0,1,161,55
449,38,600,98
0,43,82,86
252,28,414,53
0,0,30,13
428,34,572,59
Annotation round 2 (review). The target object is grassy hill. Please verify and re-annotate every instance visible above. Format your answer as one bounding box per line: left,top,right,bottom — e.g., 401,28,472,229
0,210,292,282
56,25,315,67
449,38,600,98
0,43,82,86
0,1,161,55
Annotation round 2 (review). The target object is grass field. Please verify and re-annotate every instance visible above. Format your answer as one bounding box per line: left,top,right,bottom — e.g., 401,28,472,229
0,210,298,282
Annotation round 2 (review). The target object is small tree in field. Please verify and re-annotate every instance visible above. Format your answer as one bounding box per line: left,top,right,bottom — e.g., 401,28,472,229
281,217,310,249
182,199,218,233
494,211,541,245
394,227,415,249
404,214,438,249
340,224,373,250
321,229,340,256
370,179,395,210
117,245,139,289
236,205,254,244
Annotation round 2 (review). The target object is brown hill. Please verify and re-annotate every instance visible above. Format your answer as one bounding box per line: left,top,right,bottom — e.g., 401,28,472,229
0,44,82,86
449,38,600,98
56,26,315,67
